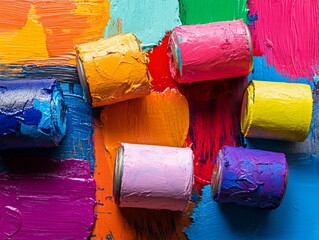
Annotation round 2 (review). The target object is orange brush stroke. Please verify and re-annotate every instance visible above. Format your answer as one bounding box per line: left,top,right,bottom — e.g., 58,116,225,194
92,89,191,239
0,0,110,65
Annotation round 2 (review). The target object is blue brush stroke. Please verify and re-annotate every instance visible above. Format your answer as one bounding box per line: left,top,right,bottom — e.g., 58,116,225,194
185,153,319,240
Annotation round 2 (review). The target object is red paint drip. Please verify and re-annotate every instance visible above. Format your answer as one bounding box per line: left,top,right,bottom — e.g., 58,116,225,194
181,78,246,188
147,33,178,92
149,34,246,188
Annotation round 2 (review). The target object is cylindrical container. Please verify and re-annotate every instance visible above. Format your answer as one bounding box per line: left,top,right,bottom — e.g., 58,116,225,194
211,146,288,209
75,33,151,107
0,79,67,149
241,80,313,142
113,143,194,211
168,19,253,83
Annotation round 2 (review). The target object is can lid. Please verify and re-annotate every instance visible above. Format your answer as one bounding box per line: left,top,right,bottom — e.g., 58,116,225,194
113,145,124,205
76,55,92,105
244,23,254,73
211,150,222,198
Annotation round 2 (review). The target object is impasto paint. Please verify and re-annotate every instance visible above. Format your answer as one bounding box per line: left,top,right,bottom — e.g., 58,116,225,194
211,146,288,209
248,0,319,79
92,118,193,240
105,0,181,47
75,33,151,107
0,158,95,239
179,0,248,25
241,80,313,142
114,143,193,211
169,20,252,83
0,79,66,149
0,0,109,65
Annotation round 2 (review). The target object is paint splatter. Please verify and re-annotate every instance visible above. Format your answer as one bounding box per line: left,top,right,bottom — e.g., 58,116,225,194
179,0,248,25
248,0,319,79
0,158,95,239
105,0,181,47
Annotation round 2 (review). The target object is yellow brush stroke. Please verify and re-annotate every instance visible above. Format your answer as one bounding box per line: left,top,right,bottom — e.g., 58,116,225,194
0,5,49,63
241,80,313,142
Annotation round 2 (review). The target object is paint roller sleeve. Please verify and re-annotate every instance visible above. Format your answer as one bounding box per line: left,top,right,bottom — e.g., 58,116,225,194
241,80,313,142
0,79,67,149
75,33,152,107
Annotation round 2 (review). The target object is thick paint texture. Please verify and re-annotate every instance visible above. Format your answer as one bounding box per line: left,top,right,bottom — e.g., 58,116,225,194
105,0,181,47
0,0,109,65
116,143,193,211
92,119,193,240
0,79,66,149
179,0,248,25
76,33,151,107
212,146,288,209
186,154,319,240
0,159,95,239
169,20,252,83
241,80,313,142
248,0,319,79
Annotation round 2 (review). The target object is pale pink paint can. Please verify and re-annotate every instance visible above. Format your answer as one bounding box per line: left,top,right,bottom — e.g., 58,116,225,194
168,19,253,83
113,143,194,211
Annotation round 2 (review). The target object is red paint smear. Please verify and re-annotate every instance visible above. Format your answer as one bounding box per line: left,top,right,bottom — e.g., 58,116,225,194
248,0,319,78
147,33,178,92
180,78,245,187
149,34,246,188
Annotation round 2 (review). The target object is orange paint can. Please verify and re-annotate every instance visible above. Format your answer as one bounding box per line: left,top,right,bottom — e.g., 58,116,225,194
75,33,151,107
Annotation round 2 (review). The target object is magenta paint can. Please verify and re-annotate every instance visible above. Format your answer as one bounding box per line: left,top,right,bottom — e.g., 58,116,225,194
211,146,288,209
168,19,253,83
113,143,194,211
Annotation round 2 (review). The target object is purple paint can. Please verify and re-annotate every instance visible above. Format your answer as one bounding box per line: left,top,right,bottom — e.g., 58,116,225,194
211,146,288,209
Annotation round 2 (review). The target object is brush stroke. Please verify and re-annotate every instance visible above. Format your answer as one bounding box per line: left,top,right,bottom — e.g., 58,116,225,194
185,154,319,240
0,0,109,65
179,0,248,25
105,0,181,47
92,118,193,240
248,0,319,79
0,158,95,239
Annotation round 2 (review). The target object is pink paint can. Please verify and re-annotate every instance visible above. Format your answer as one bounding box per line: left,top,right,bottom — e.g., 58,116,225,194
113,143,194,211
168,19,253,83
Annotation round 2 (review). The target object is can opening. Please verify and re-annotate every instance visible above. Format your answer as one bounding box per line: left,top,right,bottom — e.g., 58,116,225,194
113,145,124,205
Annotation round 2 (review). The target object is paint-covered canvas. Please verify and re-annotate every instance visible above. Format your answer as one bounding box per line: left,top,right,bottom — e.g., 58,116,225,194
0,1,318,239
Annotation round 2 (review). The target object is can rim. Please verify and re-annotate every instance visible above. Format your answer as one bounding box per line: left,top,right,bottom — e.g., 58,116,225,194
113,145,124,205
244,23,254,73
76,55,92,105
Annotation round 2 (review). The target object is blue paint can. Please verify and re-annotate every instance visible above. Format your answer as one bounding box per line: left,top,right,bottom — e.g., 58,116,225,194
0,79,67,149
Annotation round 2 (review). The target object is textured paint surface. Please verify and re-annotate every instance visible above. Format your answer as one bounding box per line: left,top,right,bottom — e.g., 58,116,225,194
241,80,313,141
248,0,319,79
169,20,252,83
0,0,110,65
0,79,66,149
179,0,248,25
105,0,181,47
92,118,193,240
212,146,288,209
0,159,95,239
75,33,151,107
185,154,319,240
117,143,193,211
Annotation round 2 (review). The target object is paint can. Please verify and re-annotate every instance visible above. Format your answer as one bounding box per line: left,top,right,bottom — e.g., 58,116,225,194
211,146,288,209
241,80,313,141
113,143,194,211
75,33,152,107
0,79,67,149
168,19,253,83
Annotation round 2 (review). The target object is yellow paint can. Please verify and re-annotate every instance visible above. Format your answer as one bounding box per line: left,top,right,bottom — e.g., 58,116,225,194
75,33,151,107
241,80,313,142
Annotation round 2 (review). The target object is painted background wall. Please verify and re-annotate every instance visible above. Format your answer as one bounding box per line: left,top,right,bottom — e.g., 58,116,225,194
0,0,318,239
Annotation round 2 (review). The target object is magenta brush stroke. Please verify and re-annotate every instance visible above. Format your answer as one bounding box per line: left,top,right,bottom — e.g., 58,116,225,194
0,159,95,239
